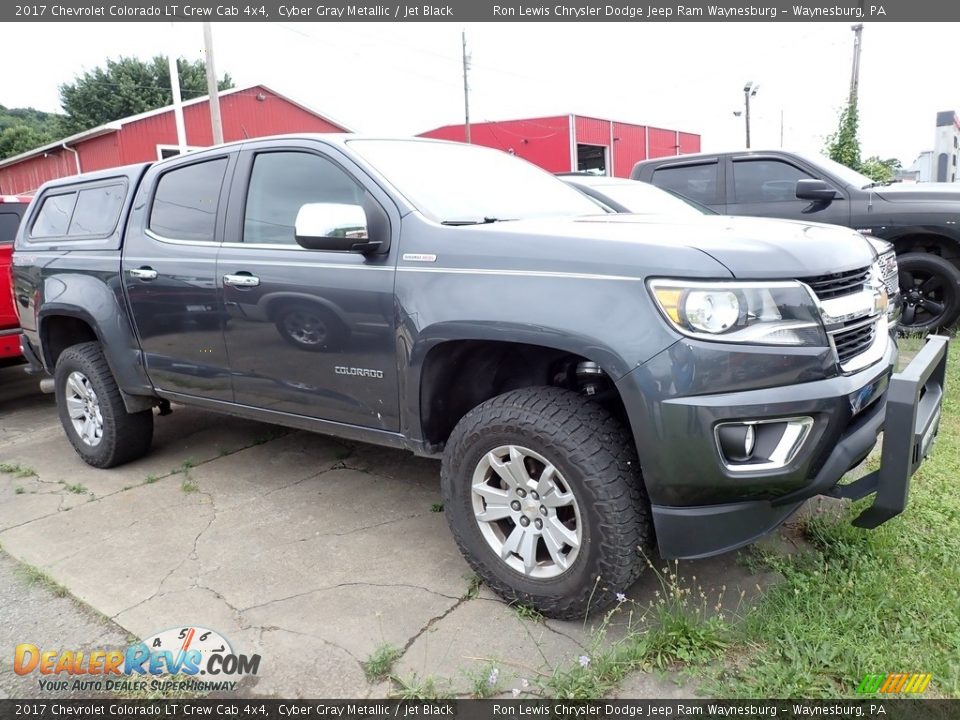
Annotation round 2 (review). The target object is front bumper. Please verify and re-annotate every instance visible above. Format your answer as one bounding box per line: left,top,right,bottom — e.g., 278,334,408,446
620,335,948,559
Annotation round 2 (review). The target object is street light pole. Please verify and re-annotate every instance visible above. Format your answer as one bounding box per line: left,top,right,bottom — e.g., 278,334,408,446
743,81,759,149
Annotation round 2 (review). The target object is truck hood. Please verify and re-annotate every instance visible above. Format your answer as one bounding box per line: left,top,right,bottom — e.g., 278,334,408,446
479,213,876,280
873,183,960,202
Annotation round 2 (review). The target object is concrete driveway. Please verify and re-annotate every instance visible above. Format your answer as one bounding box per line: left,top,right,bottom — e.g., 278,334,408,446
0,363,782,699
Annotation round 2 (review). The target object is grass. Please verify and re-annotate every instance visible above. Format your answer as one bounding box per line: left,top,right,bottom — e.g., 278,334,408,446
144,474,158,484
464,574,482,600
430,502,444,513
512,603,544,623
14,487,25,495
545,565,732,699
180,479,199,493
362,643,402,682
465,662,502,698
16,564,69,598
390,672,450,699
62,482,88,494
1,463,37,478
704,336,960,698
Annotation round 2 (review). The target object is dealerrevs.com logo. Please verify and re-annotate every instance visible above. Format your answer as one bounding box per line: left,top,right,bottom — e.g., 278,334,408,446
14,626,260,694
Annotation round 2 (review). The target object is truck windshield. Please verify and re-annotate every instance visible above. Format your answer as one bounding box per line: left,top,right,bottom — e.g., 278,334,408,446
348,139,604,224
800,153,875,189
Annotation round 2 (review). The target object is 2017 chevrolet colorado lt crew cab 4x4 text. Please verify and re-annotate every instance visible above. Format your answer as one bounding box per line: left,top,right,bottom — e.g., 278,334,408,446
12,136,948,617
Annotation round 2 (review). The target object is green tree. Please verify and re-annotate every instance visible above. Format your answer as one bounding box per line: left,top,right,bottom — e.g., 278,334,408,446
58,56,233,135
859,155,901,183
825,99,862,171
0,125,52,160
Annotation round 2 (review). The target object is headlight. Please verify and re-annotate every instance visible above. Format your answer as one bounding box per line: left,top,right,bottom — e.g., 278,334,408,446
648,280,828,346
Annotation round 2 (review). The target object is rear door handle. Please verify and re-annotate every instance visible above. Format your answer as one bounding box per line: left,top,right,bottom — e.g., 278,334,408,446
129,267,158,281
223,273,260,288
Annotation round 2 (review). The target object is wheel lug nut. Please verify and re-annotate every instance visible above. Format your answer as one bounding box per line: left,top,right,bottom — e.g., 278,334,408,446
540,505,547,515
511,500,521,511
531,491,539,500
534,519,543,530
519,516,530,527
517,489,526,498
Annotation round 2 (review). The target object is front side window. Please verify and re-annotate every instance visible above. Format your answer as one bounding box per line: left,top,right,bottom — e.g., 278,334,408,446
243,152,365,245
651,163,718,204
733,160,813,203
31,193,77,238
149,158,228,242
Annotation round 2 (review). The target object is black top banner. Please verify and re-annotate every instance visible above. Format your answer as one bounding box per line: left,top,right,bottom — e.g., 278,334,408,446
2,699,960,720
2,0,955,22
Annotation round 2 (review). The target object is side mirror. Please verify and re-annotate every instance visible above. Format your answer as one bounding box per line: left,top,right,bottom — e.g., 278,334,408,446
294,203,382,253
796,179,839,202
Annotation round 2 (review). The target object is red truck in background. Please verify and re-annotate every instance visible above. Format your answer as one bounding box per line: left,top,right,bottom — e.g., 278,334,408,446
1,195,32,365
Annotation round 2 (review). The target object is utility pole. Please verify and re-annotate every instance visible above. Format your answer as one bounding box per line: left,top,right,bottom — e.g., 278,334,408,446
202,22,224,146
462,30,471,144
167,24,187,154
743,81,759,149
849,23,864,105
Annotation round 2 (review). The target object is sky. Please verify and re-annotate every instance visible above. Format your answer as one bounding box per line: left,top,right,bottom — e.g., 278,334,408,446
0,21,953,165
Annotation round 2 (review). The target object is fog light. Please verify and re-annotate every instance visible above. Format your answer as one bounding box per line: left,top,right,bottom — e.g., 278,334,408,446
714,417,814,472
717,423,756,463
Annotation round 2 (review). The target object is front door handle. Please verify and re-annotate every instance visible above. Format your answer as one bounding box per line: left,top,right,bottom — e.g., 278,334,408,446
129,267,158,281
223,273,260,288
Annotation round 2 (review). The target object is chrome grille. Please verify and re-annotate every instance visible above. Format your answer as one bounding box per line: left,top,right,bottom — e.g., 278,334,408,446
832,320,877,365
804,266,871,301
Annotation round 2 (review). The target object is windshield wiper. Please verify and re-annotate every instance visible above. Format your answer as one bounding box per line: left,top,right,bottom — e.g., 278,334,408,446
440,217,515,226
862,179,901,189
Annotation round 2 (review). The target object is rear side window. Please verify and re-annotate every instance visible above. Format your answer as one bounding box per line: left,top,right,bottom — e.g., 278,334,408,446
651,163,718,204
149,158,228,242
68,185,125,236
0,210,24,244
31,193,77,238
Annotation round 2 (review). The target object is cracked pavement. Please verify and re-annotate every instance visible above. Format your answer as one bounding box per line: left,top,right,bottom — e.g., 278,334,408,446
0,364,782,698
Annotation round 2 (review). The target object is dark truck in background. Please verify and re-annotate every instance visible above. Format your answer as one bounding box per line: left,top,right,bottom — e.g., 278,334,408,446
11,136,949,617
632,149,960,333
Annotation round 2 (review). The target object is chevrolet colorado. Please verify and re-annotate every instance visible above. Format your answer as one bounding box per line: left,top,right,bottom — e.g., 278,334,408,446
12,136,948,617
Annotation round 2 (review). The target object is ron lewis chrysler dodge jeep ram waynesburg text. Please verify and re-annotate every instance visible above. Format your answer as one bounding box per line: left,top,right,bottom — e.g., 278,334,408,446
11,136,949,618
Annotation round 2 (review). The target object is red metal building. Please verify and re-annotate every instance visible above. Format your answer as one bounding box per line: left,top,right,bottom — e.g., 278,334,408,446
0,84,351,194
419,114,700,178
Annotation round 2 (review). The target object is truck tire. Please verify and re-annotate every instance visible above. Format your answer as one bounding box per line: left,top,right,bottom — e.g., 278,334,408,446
54,342,154,468
441,386,652,619
898,253,960,332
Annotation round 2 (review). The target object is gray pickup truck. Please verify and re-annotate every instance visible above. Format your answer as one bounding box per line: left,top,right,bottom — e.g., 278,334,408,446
11,136,948,617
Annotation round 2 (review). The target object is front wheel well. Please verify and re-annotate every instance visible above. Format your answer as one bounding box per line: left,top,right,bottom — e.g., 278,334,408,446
892,234,960,263
418,340,629,450
41,315,98,370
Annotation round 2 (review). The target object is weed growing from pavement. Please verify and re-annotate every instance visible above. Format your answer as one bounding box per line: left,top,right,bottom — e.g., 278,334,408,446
512,603,544,623
62,482,88,494
430,502,444,513
144,474,158,484
390,672,451,699
14,486,25,494
1,463,37,478
16,564,69,598
463,574,482,600
362,643,403,682
180,479,199,493
464,662,502,698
